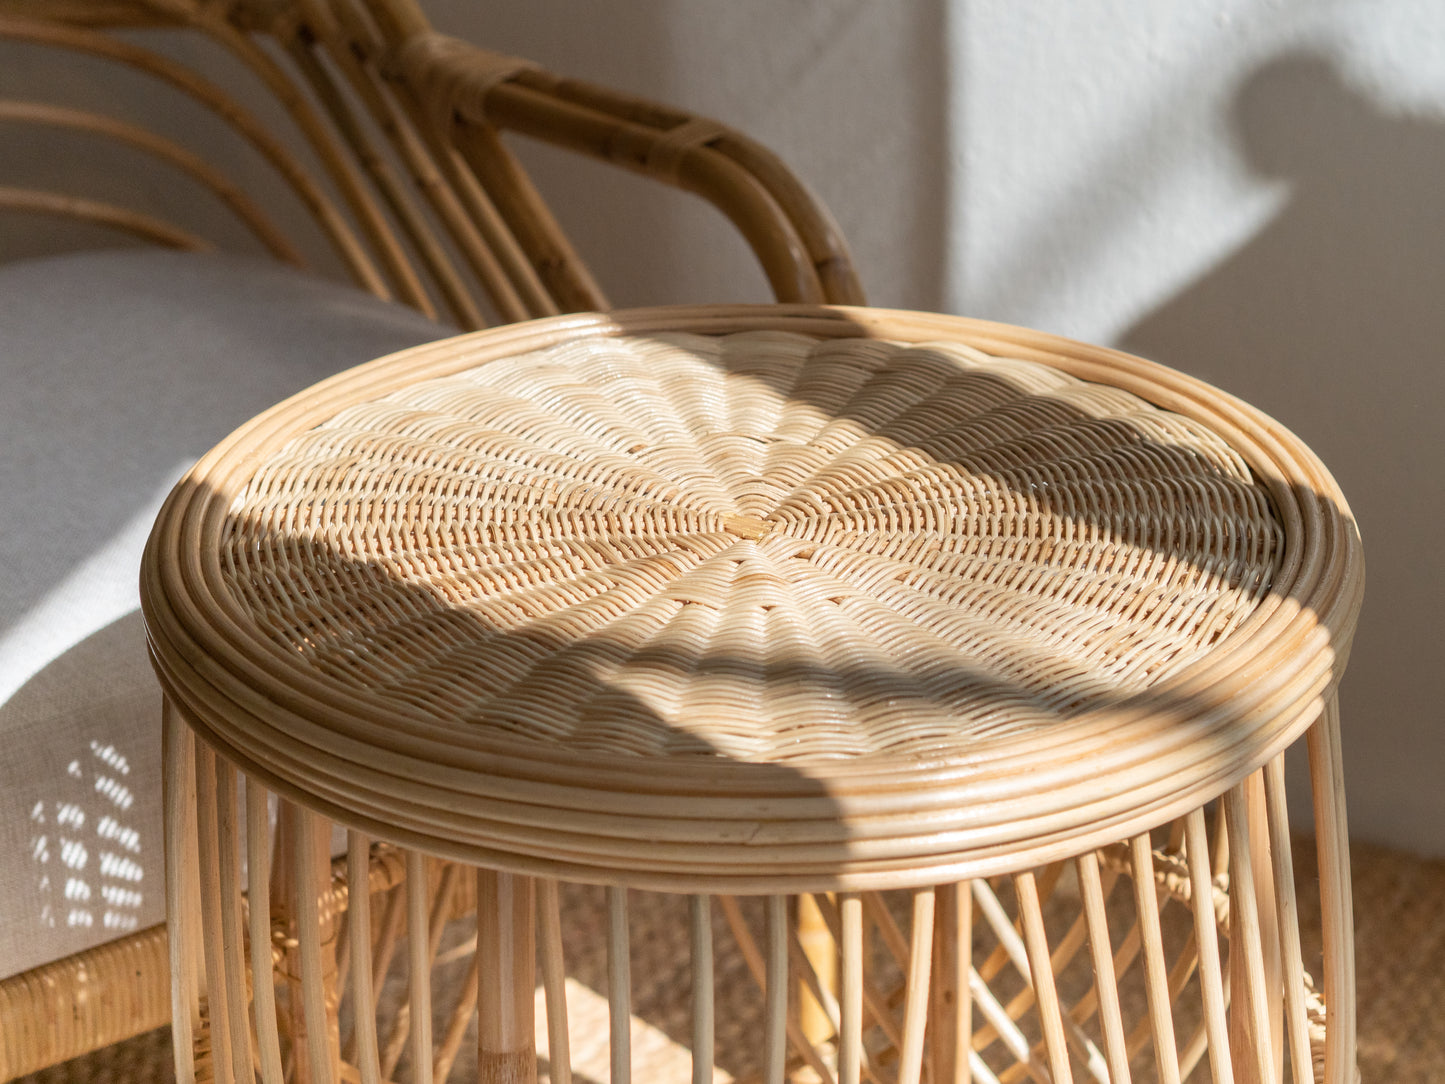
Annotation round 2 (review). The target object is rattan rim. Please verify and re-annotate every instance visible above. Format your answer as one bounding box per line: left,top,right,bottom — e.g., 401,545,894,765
140,304,1364,891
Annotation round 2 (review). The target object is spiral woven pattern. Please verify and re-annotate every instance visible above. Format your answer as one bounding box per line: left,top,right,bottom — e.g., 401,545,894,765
218,329,1282,764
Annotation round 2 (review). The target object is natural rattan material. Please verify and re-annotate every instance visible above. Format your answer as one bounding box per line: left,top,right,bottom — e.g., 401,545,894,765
142,305,1363,893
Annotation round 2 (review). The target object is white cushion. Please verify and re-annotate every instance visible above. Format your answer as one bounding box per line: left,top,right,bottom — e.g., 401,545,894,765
0,249,451,979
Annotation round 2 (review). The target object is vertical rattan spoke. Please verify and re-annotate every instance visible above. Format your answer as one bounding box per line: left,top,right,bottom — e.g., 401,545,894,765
294,807,335,1084
1124,909,1204,1071
1225,783,1276,1084
1130,832,1182,1084
214,761,256,1084
764,896,789,1084
607,886,631,1084
976,871,1106,1080
797,894,837,1063
1184,810,1235,1083
347,881,404,1066
405,851,434,1084
966,879,1052,1083
929,884,959,1084
1213,803,1231,885
382,862,458,1079
372,885,408,1015
785,918,843,1056
1015,873,1072,1084
897,887,935,1084
537,879,572,1084
1246,770,1285,1081
477,869,537,1084
690,895,715,1084
930,882,972,1084
194,741,235,1084
347,832,382,1084
1263,755,1315,1084
838,893,864,1084
247,779,284,1084
1076,853,1130,1084
162,702,201,1084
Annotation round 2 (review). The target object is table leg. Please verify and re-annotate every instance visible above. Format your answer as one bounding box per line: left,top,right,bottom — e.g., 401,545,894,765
1308,695,1357,1084
162,698,203,1084
477,868,537,1083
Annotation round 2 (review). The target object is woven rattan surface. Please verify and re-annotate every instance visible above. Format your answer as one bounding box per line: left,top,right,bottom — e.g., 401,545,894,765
26,838,1442,1084
141,305,1363,891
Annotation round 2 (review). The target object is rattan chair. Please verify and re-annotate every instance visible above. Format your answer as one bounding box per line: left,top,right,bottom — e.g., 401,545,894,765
0,0,861,1076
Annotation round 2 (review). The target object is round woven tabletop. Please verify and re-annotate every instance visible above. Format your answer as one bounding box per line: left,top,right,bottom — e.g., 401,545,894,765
141,305,1363,891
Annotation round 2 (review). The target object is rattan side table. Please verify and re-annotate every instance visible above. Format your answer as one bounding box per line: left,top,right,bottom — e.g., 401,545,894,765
142,305,1363,1084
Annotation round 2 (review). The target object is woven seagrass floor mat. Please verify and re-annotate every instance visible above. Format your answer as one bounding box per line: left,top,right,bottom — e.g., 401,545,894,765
14,840,1442,1083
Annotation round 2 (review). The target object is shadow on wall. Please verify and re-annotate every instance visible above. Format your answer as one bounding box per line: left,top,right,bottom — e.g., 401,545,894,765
1122,52,1445,855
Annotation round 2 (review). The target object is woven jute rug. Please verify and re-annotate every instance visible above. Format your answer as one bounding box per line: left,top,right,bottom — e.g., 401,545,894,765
14,840,1442,1083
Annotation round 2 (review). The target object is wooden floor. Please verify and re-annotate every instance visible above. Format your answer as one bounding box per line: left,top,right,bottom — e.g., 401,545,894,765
13,839,1444,1083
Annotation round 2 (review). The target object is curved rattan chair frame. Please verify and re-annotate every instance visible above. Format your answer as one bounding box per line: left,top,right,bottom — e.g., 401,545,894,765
0,1,861,1077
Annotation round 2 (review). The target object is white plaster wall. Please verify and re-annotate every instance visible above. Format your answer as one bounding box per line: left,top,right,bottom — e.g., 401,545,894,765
435,1,1445,855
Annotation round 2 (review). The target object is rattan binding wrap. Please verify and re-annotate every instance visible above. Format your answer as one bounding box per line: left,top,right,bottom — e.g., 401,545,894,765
142,305,1363,892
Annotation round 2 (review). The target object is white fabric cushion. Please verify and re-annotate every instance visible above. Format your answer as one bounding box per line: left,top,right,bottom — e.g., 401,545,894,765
0,249,450,979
